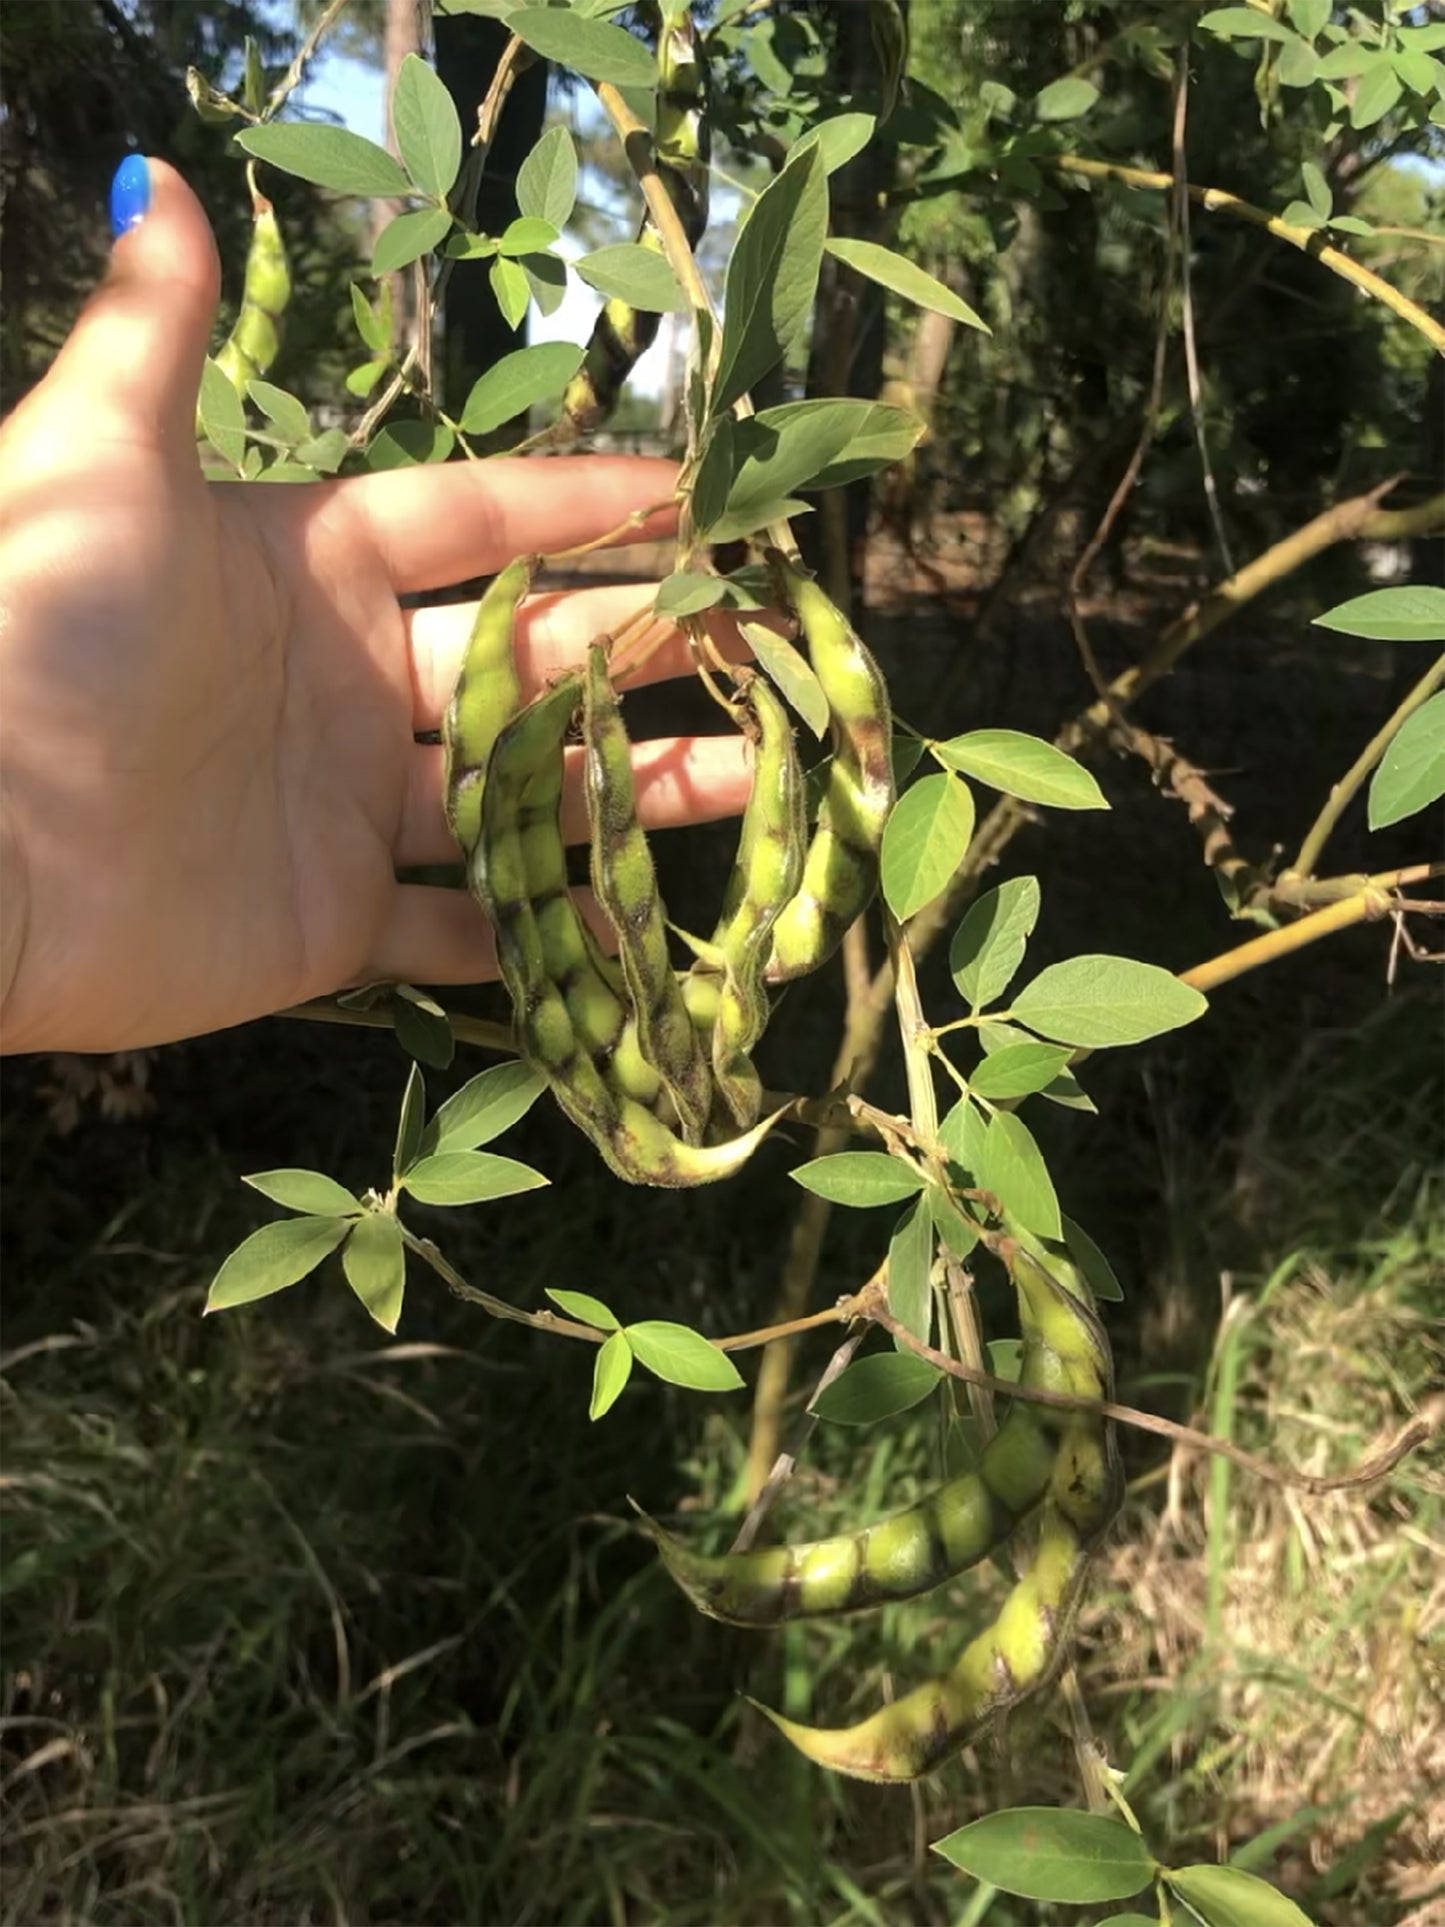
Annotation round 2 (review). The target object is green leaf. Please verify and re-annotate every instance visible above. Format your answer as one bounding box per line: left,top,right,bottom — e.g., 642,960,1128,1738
1313,586,1445,642
1276,36,1319,87
197,358,247,468
1325,214,1375,236
1287,0,1329,37
1367,690,1445,830
938,1094,988,1177
236,124,410,198
927,1183,980,1257
1351,62,1402,127
1011,956,1207,1048
366,421,455,468
392,986,455,1070
932,1808,1155,1903
245,381,310,443
401,1152,549,1206
256,461,323,484
350,282,392,353
546,1288,620,1331
590,1331,634,1419
499,215,561,256
520,252,568,317
508,8,656,85
1280,201,1326,231
1397,48,1445,96
291,428,348,474
206,1216,351,1314
742,623,830,739
790,1152,925,1208
881,772,976,921
625,1322,743,1392
423,1061,547,1155
791,112,876,174
392,51,462,199
824,238,988,330
576,243,687,313
1300,159,1331,217
892,731,927,785
979,1112,1061,1240
654,572,726,618
341,1212,407,1333
490,255,531,329
691,417,735,537
242,1170,364,1217
708,399,923,544
949,876,1041,1010
1166,1864,1314,1926
934,730,1108,810
714,143,827,413
1032,77,1101,122
1096,1918,1162,1927
346,357,391,400
887,1199,934,1348
444,231,501,261
969,1041,1073,1100
394,1062,426,1178
460,342,585,435
517,125,579,228
1315,44,1387,80
1061,1215,1124,1302
980,1020,1096,1113
814,1353,941,1424
1198,8,1296,42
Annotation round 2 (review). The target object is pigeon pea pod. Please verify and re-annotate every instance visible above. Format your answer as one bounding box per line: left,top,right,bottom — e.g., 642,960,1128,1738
442,555,538,859
747,1253,1122,1782
584,643,713,1143
214,198,291,398
763,553,895,984
641,1233,1107,1627
694,674,806,1127
474,680,784,1187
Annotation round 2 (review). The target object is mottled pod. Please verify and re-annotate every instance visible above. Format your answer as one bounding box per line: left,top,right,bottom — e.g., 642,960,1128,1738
763,552,895,983
442,555,538,858
583,643,712,1144
214,200,291,397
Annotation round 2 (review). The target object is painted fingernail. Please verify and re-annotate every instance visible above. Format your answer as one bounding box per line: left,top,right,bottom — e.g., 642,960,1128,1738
110,155,152,239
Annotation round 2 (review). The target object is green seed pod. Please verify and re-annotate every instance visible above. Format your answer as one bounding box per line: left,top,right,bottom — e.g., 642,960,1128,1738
583,643,712,1144
473,675,785,1188
443,555,539,858
213,200,291,398
762,553,895,984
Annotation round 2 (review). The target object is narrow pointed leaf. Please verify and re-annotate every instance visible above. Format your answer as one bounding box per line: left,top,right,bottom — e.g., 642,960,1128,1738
1062,1215,1124,1302
968,1041,1073,1100
423,1061,547,1155
791,112,876,174
516,125,579,228
590,1331,634,1419
790,1153,925,1208
245,382,310,442
949,875,1041,1008
980,1112,1061,1240
881,772,975,920
714,143,826,413
237,124,410,197
824,238,988,330
814,1353,941,1425
887,1198,934,1348
625,1322,743,1392
341,1212,407,1333
393,1063,426,1178
401,1151,548,1206
372,206,454,274
508,9,657,85
547,1288,620,1331
1367,690,1445,829
499,215,560,256
577,243,687,313
461,342,584,435
1166,1864,1314,1925
243,1170,364,1217
932,1808,1155,1903
1313,586,1445,642
206,1216,351,1313
392,52,462,199
1011,956,1207,1048
741,622,830,738
935,730,1107,809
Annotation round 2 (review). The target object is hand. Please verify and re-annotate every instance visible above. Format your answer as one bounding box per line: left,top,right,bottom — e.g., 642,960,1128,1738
0,160,749,1055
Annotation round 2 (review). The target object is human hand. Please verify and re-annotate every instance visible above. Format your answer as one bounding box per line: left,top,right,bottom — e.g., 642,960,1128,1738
0,160,749,1055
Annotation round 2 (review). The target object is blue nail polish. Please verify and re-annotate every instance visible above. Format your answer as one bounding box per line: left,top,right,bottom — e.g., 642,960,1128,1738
110,154,152,239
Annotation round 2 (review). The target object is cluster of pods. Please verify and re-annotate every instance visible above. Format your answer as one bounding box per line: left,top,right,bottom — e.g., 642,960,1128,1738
442,549,895,1186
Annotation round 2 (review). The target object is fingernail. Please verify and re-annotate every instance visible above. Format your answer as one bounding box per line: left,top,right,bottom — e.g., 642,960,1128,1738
110,154,152,239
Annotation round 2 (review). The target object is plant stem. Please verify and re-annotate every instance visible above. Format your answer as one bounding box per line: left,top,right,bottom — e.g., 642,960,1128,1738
1047,154,1445,354
1289,652,1445,878
275,998,516,1055
266,0,352,118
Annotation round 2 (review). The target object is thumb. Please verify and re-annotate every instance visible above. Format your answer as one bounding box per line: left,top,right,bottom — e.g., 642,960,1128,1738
45,157,221,449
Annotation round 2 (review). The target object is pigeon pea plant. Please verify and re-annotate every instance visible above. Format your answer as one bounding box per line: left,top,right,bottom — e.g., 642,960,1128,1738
193,2,1444,1919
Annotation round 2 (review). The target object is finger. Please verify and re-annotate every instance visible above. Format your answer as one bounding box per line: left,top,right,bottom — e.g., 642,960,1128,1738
407,584,755,729
36,159,220,453
397,731,753,868
340,455,681,595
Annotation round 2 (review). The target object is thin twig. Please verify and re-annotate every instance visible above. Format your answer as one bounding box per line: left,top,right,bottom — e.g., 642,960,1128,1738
274,998,516,1055
1171,44,1234,575
729,1325,869,1555
266,0,353,118
1047,155,1445,354
1289,651,1445,879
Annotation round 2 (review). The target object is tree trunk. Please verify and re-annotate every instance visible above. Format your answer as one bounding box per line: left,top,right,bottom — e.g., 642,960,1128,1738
377,0,425,352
